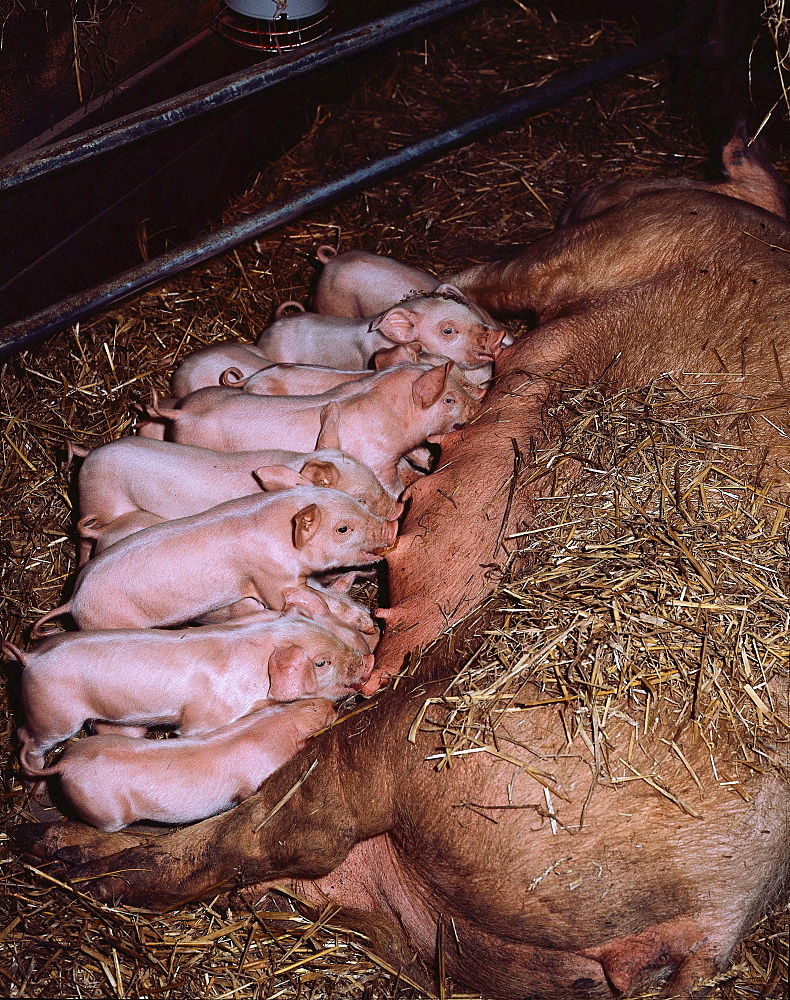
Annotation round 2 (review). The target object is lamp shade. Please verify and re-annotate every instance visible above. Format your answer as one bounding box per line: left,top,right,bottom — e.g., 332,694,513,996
224,0,328,18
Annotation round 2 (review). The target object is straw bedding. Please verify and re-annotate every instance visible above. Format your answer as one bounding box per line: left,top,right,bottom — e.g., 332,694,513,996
411,380,790,795
1,1,788,996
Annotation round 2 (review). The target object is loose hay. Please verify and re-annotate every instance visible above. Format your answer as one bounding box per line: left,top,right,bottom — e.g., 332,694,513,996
1,1,789,997
412,380,790,795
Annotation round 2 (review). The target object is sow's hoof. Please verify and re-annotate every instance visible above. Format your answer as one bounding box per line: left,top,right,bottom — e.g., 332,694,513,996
12,820,148,867
69,842,208,910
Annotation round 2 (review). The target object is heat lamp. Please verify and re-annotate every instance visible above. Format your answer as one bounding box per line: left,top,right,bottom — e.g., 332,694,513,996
213,0,335,52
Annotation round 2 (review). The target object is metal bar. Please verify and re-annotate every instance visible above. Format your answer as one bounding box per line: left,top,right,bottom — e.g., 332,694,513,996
0,0,485,193
0,29,680,362
9,29,215,160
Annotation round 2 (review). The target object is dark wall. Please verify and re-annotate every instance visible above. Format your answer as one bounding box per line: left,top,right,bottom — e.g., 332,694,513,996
1,0,217,154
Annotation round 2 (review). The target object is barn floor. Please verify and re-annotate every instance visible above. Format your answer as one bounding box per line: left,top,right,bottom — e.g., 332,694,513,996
1,1,788,996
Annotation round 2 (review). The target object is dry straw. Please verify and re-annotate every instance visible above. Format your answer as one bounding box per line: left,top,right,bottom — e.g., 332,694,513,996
411,379,790,801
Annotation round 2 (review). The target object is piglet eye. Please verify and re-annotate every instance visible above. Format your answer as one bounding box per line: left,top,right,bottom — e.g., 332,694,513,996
442,326,456,337
444,396,455,404
315,659,327,668
337,524,349,533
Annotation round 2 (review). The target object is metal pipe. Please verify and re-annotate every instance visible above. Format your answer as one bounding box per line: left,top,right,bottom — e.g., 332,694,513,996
9,29,215,160
0,0,484,193
0,29,680,362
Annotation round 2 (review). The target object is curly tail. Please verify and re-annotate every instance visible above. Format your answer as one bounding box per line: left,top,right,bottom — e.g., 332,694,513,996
1,640,27,667
31,603,72,640
144,387,182,421
316,245,338,265
64,439,91,471
77,515,103,540
219,367,248,388
19,740,61,778
275,300,306,319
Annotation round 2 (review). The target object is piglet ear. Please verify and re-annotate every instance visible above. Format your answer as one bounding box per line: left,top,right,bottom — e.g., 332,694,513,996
267,645,318,701
435,282,468,303
300,459,340,489
315,401,341,451
293,503,322,548
322,570,359,593
373,342,422,370
412,362,452,409
376,306,418,344
282,585,331,620
252,465,307,491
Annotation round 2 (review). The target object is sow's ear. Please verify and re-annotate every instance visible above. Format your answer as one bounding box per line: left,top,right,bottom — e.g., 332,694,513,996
376,306,418,344
293,503,322,549
267,645,318,701
252,465,308,491
412,362,452,409
299,459,340,489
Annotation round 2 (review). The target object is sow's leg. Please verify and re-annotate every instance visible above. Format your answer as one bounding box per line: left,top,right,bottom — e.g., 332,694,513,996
26,692,410,909
32,680,786,998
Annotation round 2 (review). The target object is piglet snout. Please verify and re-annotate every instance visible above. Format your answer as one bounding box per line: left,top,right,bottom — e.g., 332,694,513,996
370,519,399,555
388,500,405,521
476,327,507,360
